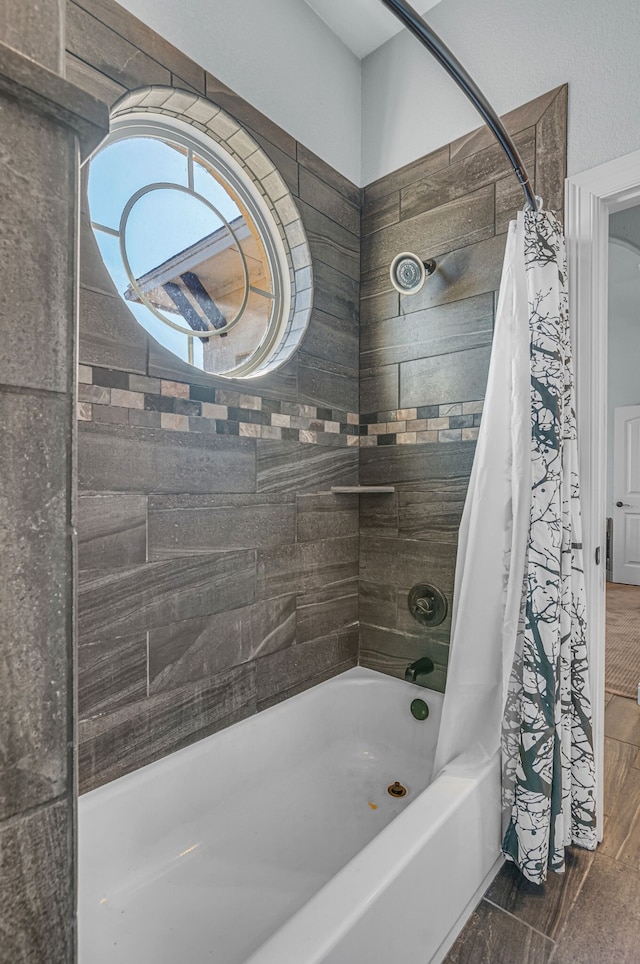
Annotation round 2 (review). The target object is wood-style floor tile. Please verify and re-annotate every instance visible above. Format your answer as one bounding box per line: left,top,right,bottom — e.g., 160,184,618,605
549,854,640,963
484,846,594,940
605,696,640,747
603,736,640,818
444,900,554,963
600,759,640,871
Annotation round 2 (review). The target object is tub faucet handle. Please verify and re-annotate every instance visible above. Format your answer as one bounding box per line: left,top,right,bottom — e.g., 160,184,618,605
415,596,433,616
405,656,435,684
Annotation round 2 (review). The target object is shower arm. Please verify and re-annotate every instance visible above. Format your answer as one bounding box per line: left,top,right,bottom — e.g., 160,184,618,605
378,0,538,212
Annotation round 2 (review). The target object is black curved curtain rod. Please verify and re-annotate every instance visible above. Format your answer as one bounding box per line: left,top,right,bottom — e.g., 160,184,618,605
379,0,538,212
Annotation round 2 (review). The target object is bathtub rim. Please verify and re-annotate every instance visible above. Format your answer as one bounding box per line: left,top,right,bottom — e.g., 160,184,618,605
243,749,502,964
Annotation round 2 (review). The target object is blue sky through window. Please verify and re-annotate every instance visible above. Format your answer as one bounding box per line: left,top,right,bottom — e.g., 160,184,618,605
89,134,245,365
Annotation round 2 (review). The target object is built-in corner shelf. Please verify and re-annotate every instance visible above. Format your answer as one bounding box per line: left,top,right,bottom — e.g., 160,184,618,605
330,486,396,494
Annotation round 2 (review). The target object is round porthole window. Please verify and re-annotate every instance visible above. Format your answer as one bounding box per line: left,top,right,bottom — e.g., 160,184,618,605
87,88,312,378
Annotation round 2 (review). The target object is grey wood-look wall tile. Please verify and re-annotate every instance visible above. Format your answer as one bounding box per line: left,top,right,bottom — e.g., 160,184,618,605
360,441,476,491
235,358,301,404
204,72,297,160
297,198,360,281
359,580,397,629
360,364,399,414
359,624,448,692
364,144,449,204
360,265,400,325
362,185,495,273
296,492,359,542
149,595,296,692
256,441,357,493
0,96,75,394
0,800,72,963
449,86,563,164
401,128,535,223
297,142,361,208
495,170,533,236
484,845,595,941
0,0,62,72
0,393,70,821
362,190,400,237
78,423,257,494
78,493,147,569
148,492,291,510
395,234,507,315
299,167,360,237
360,533,456,597
535,86,568,215
297,576,358,644
444,899,554,963
79,286,148,375
360,292,494,369
257,536,358,600
300,309,359,371
312,258,360,322
400,345,492,408
257,655,357,713
79,663,256,792
147,498,296,556
298,353,358,413
79,550,256,644
359,491,398,534
66,2,172,88
550,854,640,964
398,489,467,544
250,128,299,196
78,630,147,720
72,0,205,92
256,632,358,706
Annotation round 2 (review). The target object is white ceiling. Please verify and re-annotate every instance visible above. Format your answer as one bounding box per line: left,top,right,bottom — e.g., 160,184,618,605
303,0,442,60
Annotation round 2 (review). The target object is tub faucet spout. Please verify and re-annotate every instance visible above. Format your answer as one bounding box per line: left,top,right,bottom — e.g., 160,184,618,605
405,656,435,684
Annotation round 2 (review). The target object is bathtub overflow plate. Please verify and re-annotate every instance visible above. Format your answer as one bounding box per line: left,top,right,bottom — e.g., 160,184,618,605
387,781,408,798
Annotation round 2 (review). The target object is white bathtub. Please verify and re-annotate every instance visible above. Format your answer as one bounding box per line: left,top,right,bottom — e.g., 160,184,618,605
79,667,502,963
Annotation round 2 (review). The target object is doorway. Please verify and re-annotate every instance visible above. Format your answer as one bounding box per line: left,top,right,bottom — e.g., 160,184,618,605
605,216,640,703
568,152,640,860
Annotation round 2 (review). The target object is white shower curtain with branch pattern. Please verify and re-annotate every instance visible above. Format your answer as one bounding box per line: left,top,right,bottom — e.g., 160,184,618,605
433,209,597,885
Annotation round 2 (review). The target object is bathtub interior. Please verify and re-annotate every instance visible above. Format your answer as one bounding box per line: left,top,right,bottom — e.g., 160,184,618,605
79,667,447,964
245,752,502,964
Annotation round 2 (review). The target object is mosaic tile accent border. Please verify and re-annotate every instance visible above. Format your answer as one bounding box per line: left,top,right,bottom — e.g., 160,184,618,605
77,365,360,446
78,366,483,447
359,402,483,446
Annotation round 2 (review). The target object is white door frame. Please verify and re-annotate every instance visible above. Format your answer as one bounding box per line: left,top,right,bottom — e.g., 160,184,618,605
566,147,640,838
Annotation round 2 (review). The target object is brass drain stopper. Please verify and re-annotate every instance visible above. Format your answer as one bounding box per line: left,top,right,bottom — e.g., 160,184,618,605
387,781,407,798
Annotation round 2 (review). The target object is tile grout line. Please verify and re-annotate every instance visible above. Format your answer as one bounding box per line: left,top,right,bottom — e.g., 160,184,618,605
543,851,599,955
482,897,559,947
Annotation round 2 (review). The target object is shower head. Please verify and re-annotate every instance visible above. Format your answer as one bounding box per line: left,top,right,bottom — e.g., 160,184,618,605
389,252,436,295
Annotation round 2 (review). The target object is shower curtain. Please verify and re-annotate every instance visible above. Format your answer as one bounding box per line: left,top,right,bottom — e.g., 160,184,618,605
432,209,597,884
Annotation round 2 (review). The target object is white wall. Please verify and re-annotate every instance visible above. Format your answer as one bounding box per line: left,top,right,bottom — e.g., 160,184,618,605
116,0,362,184
607,236,640,514
362,0,640,185
116,0,640,189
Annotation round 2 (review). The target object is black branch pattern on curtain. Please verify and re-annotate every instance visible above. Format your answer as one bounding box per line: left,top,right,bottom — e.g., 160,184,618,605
501,210,597,885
